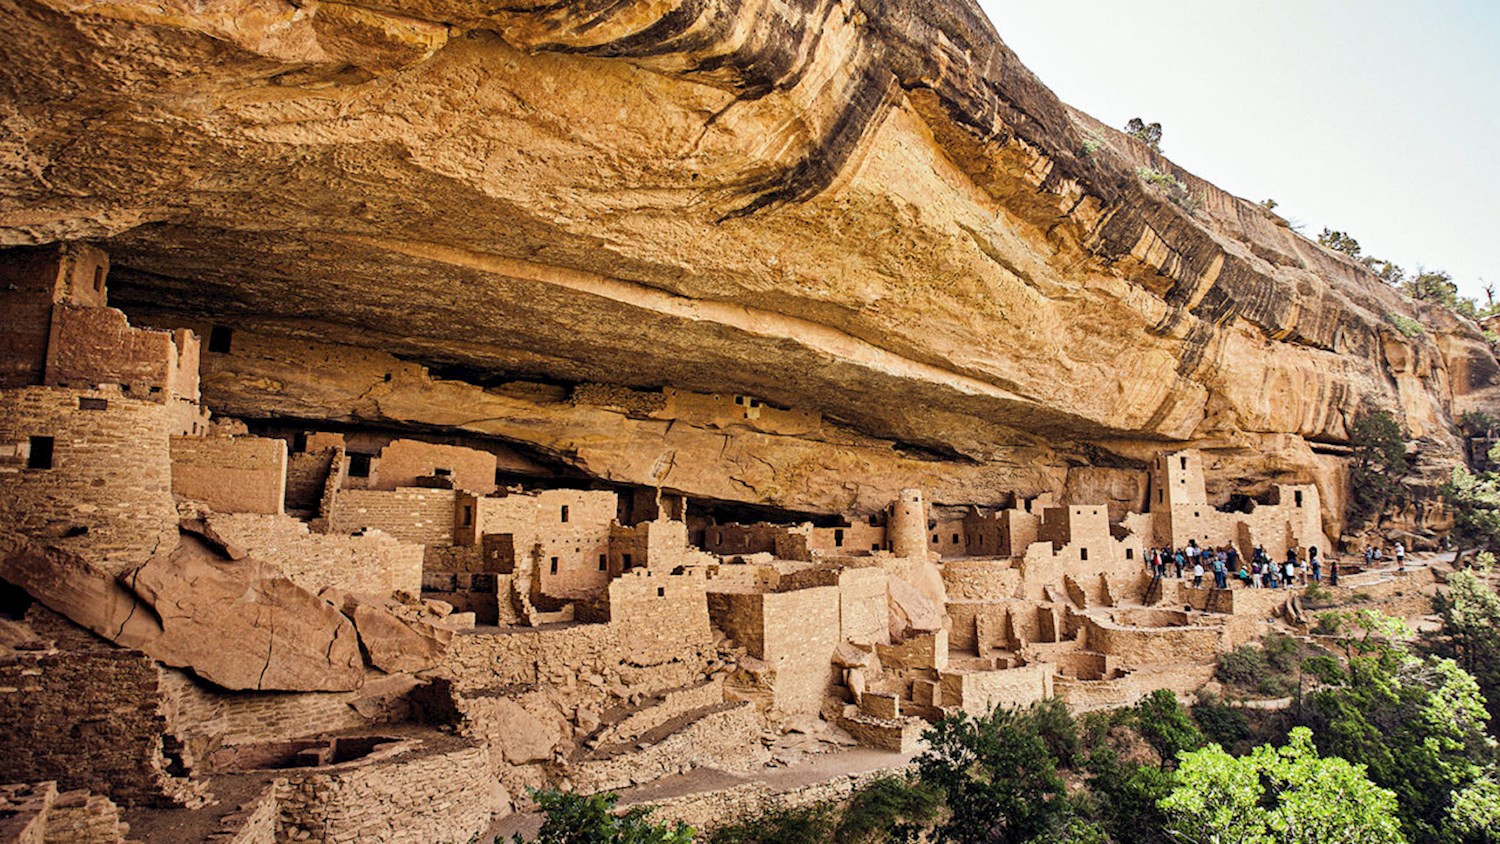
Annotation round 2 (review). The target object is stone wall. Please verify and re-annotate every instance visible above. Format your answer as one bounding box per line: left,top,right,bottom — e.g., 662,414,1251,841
637,763,914,834
1080,615,1224,665
326,487,456,546
0,642,202,807
272,738,493,844
158,668,416,757
204,512,423,596
761,587,840,718
567,702,767,793
942,560,1023,600
371,438,497,495
938,663,1054,715
284,446,338,514
605,570,715,666
170,435,286,516
0,387,177,572
837,567,890,646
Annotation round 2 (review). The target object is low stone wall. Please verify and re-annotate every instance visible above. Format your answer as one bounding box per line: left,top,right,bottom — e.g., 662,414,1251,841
204,512,422,596
203,785,278,844
938,663,1054,715
1080,616,1224,665
566,702,767,793
272,737,493,844
634,764,916,834
160,669,416,757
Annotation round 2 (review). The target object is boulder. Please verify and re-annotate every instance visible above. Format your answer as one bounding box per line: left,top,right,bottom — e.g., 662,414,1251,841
1,532,364,692
124,536,365,691
0,534,163,651
340,594,452,674
888,575,944,643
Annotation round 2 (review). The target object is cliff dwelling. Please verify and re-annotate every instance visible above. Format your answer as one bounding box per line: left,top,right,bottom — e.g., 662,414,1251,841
0,1,1495,841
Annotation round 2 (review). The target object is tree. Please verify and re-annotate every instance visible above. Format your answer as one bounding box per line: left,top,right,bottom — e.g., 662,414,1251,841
1429,563,1500,724
517,789,694,844
1299,612,1498,843
1129,689,1203,769
914,703,1075,843
1159,727,1406,844
1348,411,1408,524
1443,450,1500,549
1125,118,1163,152
1318,227,1364,259
1450,773,1500,843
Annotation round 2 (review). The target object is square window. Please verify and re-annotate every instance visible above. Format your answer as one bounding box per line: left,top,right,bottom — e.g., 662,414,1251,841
347,453,372,478
27,436,54,470
208,325,233,354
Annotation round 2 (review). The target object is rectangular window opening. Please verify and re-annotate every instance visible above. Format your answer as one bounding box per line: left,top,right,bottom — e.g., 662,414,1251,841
207,325,233,354
833,529,844,547
78,397,107,411
1180,456,1187,471
460,505,473,527
952,533,960,544
1294,490,1304,507
657,588,665,597
1126,548,1134,560
92,266,104,292
1080,547,1089,561
347,453,372,478
27,436,54,470
622,553,633,570
560,505,569,523
599,554,607,571
433,467,452,477
549,556,559,575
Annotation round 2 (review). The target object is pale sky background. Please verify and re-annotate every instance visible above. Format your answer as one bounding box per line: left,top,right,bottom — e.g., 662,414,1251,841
979,0,1499,302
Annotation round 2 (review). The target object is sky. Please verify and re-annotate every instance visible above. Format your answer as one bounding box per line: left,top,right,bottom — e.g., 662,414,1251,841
978,0,1500,301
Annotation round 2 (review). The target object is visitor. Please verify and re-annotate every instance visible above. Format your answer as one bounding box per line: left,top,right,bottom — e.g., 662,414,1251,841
1394,540,1405,572
1173,548,1185,578
1251,559,1263,589
1329,559,1339,587
1364,545,1375,567
1309,546,1321,583
1192,559,1204,588
1212,552,1227,589
1235,566,1252,585
1284,551,1297,588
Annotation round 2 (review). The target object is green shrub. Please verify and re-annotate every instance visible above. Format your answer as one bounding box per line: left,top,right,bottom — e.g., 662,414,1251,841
1133,166,1200,213
1314,611,1343,636
1386,312,1425,337
1215,644,1268,688
516,789,694,844
1130,690,1203,768
835,776,943,844
1191,694,1250,751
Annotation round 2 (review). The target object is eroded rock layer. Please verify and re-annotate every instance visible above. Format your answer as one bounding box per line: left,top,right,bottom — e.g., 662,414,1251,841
2,0,1497,535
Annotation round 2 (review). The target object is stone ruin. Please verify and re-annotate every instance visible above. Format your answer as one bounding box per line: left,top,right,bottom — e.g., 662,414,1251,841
0,243,1432,843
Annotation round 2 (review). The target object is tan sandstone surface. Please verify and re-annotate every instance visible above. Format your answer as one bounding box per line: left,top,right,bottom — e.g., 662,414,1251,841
2,0,1496,534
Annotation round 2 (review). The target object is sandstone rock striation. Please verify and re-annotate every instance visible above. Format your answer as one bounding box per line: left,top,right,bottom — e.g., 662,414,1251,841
1,0,1497,532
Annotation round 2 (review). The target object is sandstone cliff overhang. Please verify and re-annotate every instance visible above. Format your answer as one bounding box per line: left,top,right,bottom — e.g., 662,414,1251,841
1,0,1495,518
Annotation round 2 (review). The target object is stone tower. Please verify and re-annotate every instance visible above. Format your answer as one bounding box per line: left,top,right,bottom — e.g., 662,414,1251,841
889,488,928,559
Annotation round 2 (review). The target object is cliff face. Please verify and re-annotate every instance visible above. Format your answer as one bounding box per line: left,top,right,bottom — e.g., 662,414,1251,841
2,0,1496,537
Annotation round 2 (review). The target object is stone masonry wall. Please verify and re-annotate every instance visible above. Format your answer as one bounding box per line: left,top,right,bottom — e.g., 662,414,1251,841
170,435,286,516
0,645,202,808
272,739,493,844
0,387,176,572
326,487,456,546
371,438,497,495
204,512,423,596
